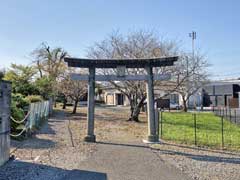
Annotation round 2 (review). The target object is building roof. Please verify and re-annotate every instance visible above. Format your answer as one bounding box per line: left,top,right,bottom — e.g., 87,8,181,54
64,56,178,68
205,79,240,86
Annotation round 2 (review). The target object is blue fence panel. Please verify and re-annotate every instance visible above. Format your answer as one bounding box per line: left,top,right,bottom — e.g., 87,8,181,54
27,100,52,131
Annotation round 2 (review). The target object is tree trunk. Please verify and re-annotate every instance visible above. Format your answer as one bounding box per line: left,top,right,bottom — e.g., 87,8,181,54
141,104,146,112
62,97,67,109
72,99,79,114
128,99,135,121
52,96,57,108
130,106,141,122
37,61,43,78
128,96,146,122
183,98,188,112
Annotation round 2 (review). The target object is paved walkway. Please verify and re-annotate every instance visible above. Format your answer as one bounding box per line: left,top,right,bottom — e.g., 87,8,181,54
68,141,191,180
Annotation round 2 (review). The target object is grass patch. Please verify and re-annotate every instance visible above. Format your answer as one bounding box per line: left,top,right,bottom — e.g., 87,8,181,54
161,112,240,150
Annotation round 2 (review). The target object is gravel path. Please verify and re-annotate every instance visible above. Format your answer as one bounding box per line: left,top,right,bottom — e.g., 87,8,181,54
1,106,239,180
0,109,96,180
0,106,190,180
151,142,240,180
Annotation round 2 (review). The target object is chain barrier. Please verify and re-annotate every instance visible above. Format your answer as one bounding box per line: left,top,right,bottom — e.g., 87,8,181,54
10,110,31,124
9,100,52,138
10,127,26,137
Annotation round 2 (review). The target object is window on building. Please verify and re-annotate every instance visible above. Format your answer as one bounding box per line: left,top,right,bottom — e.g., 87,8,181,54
170,94,179,104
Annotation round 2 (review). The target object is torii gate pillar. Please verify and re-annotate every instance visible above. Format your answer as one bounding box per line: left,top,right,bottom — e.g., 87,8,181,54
145,66,158,142
84,66,158,143
84,67,96,142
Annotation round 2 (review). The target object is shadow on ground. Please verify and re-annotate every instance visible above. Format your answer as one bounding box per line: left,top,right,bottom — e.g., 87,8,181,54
36,110,67,135
66,112,87,121
151,142,240,165
162,142,240,156
97,141,149,149
11,137,56,149
97,141,240,165
154,148,240,165
0,160,107,180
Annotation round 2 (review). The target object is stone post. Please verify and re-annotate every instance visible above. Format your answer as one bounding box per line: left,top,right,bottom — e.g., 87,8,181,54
0,81,11,166
145,66,159,142
84,67,96,142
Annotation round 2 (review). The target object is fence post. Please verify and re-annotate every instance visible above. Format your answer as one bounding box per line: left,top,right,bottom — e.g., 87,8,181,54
235,109,237,124
28,103,33,130
44,101,47,119
155,109,159,139
221,116,224,149
229,108,232,122
160,110,163,138
193,113,197,146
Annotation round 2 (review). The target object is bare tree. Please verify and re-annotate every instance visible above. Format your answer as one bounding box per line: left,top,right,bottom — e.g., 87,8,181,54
174,54,209,111
31,43,68,80
87,30,178,121
156,53,209,112
58,73,87,114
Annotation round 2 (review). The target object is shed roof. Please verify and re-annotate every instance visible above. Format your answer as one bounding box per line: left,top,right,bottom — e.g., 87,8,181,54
64,56,178,68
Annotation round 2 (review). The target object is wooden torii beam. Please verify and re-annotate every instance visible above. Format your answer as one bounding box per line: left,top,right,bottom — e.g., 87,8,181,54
64,57,178,143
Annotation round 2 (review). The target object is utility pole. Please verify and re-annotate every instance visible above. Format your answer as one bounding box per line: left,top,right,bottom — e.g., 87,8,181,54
189,31,197,109
186,55,189,109
189,31,196,57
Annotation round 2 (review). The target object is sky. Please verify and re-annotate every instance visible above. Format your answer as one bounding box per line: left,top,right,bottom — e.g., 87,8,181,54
0,0,239,80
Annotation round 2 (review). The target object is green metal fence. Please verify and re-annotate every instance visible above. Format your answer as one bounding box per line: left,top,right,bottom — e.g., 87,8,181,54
214,107,240,125
157,110,240,150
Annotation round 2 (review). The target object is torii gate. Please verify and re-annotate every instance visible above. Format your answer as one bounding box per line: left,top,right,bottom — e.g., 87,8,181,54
64,57,178,143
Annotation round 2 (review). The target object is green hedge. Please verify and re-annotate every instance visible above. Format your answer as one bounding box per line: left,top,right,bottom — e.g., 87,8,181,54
25,95,43,103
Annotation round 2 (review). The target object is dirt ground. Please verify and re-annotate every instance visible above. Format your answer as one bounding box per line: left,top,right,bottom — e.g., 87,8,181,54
1,105,240,180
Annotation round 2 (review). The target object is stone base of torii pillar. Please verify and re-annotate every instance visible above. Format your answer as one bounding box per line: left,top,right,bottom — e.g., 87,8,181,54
142,139,161,144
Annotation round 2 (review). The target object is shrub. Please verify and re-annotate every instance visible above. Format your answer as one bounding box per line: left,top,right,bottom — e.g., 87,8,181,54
12,93,30,109
11,101,25,121
25,95,43,103
10,101,25,136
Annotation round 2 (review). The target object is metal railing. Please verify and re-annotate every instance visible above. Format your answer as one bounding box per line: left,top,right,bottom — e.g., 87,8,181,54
155,109,240,150
213,107,240,125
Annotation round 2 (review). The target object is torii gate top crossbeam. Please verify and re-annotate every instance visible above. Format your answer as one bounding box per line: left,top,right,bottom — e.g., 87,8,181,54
64,56,178,68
